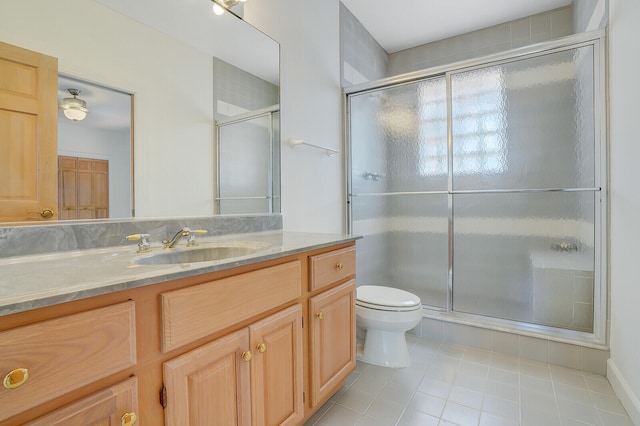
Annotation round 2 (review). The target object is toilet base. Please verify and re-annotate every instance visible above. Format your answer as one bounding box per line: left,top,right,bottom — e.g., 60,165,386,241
359,329,411,368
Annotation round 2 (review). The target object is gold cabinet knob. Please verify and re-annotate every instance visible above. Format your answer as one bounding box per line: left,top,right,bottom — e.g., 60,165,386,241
316,312,324,320
336,262,344,270
121,412,138,426
241,351,252,362
257,342,267,353
40,209,55,219
3,368,29,389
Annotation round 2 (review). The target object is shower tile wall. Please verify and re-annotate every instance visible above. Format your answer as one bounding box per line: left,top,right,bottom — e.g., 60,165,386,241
339,2,388,87
339,2,604,90
573,0,608,33
387,6,574,76
212,57,279,121
532,264,595,331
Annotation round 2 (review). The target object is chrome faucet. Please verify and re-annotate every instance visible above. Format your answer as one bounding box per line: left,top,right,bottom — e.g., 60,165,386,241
162,227,208,248
163,227,191,249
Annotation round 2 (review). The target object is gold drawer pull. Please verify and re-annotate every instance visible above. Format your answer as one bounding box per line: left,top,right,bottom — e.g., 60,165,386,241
336,262,344,270
257,342,267,353
241,351,253,362
317,312,324,320
121,412,138,426
3,368,29,389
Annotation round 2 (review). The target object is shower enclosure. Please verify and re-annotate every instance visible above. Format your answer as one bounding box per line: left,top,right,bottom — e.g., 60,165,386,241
216,106,280,214
346,31,606,344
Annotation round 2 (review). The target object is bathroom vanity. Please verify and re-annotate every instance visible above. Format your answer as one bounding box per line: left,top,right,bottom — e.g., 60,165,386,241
0,231,357,425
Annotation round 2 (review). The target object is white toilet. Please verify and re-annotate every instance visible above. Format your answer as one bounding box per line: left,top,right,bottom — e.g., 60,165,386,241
356,285,422,368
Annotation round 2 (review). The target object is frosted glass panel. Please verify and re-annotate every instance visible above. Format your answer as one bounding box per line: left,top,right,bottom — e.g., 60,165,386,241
349,76,447,194
452,191,595,331
218,114,272,214
351,194,448,308
219,199,270,214
451,46,595,190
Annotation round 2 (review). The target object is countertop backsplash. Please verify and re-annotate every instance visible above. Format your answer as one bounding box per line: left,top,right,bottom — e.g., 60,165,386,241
0,214,283,259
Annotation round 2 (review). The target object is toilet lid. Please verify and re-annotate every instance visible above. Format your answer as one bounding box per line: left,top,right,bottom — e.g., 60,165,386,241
356,285,421,311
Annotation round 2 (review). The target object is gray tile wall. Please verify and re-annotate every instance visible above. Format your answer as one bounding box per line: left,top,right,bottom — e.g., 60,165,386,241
573,0,608,33
340,2,388,87
213,57,279,121
388,7,574,76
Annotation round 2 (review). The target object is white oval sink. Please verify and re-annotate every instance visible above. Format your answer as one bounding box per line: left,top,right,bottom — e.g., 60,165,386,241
133,241,271,265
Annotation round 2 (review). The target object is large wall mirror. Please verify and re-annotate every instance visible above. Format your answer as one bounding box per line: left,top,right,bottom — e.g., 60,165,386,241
0,0,279,223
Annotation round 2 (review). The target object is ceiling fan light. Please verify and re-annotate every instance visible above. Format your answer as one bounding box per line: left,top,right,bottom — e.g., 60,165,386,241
59,88,89,121
63,108,87,121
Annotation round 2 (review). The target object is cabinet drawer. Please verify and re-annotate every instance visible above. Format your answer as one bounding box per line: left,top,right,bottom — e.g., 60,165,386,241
161,260,302,353
25,376,138,426
0,302,137,421
309,246,356,291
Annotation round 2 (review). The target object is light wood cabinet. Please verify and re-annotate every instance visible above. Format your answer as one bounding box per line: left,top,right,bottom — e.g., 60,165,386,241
24,377,139,426
249,305,304,426
0,302,137,421
160,261,301,353
0,242,356,425
163,304,303,426
163,328,252,425
309,280,357,408
309,246,356,291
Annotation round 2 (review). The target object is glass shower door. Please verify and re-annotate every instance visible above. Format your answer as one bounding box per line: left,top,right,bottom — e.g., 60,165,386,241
349,77,449,309
449,46,600,332
217,111,278,214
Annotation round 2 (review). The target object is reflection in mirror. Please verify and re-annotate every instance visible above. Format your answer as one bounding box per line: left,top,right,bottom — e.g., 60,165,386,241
212,56,281,214
216,107,280,214
0,0,279,224
57,76,133,220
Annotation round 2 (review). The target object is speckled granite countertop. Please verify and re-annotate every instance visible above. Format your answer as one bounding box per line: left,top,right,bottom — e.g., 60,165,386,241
0,231,359,316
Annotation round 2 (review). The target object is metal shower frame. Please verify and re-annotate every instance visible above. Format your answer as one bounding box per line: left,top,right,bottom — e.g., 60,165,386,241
343,30,608,347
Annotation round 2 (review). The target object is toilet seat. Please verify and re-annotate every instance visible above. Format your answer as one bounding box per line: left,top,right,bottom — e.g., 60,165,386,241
356,285,421,312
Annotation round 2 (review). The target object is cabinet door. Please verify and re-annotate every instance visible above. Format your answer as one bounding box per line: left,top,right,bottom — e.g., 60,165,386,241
249,304,303,426
309,279,357,407
163,329,251,426
0,41,58,222
25,377,138,426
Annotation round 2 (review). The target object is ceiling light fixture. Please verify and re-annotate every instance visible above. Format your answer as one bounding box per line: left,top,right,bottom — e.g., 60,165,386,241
59,89,88,121
211,0,246,16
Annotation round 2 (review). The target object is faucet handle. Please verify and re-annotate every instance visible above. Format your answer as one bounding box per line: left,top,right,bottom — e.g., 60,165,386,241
125,233,152,253
186,229,208,247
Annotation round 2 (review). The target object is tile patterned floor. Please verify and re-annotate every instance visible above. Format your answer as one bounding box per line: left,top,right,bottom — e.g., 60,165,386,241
304,336,633,426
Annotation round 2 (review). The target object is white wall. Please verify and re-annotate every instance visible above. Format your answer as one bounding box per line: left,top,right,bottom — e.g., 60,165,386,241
0,0,215,218
608,0,640,423
246,0,345,233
